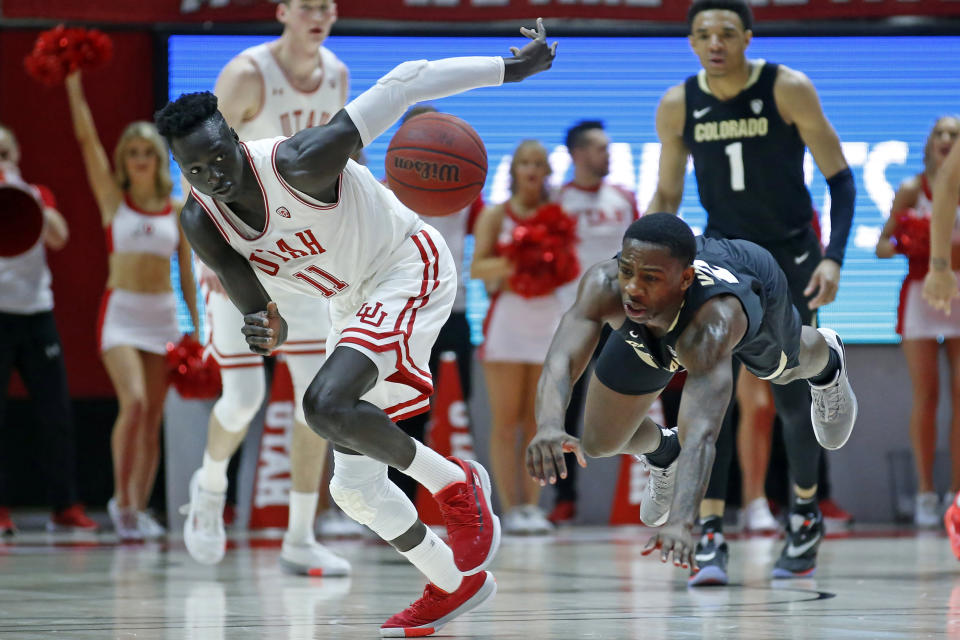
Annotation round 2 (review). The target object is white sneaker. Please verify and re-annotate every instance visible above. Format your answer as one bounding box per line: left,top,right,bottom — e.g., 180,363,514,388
180,470,226,565
279,537,351,577
316,508,370,538
502,507,530,535
638,428,679,527
915,492,941,528
137,511,167,539
740,497,779,533
108,498,142,541
520,505,554,534
810,328,858,450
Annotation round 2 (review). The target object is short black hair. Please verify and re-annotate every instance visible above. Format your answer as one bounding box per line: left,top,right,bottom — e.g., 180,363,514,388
154,92,221,141
565,120,604,152
624,213,697,266
687,0,753,32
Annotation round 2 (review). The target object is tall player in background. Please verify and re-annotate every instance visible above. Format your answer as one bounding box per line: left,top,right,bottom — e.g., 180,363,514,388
549,120,639,524
648,0,855,584
181,0,351,573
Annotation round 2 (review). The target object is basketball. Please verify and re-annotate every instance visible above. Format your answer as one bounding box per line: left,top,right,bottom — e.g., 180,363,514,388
385,113,487,217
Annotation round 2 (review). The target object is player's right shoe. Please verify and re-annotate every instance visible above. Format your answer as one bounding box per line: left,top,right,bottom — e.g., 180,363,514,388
638,428,680,527
944,493,960,561
180,470,226,565
810,328,858,450
772,507,823,579
688,532,729,587
380,571,496,638
279,537,351,577
434,458,501,575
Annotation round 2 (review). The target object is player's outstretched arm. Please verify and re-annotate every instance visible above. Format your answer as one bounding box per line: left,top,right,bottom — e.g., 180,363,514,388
180,197,286,354
924,140,960,313
647,84,688,215
641,296,745,570
526,260,620,486
281,19,556,199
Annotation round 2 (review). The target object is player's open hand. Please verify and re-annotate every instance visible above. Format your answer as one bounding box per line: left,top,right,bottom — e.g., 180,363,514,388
525,429,586,486
804,258,841,309
641,523,695,571
923,267,959,314
503,18,557,83
242,301,288,355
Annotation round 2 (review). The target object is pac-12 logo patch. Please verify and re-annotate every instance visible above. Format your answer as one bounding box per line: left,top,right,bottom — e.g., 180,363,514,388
750,99,763,115
276,206,291,218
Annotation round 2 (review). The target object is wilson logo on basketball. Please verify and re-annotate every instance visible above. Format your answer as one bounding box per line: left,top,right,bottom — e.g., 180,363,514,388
392,156,461,183
276,206,291,218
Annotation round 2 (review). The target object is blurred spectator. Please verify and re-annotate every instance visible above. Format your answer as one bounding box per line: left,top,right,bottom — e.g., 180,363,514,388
471,140,564,534
878,115,960,527
65,71,199,539
0,123,97,534
550,120,639,524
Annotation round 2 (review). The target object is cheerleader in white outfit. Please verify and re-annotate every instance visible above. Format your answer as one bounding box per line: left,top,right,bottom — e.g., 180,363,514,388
876,115,960,527
471,140,566,535
66,71,199,539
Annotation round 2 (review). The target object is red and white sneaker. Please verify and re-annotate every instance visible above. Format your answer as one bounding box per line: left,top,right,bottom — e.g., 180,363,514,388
380,571,496,638
0,506,16,536
47,504,99,532
434,458,501,575
945,494,960,561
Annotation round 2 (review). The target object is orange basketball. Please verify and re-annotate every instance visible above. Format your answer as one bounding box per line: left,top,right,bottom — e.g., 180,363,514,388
386,113,487,217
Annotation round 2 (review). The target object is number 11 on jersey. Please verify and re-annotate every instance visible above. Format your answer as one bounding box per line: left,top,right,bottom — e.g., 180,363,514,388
725,142,745,192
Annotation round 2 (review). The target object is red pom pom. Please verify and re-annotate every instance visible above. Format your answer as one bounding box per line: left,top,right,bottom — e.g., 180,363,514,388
166,335,222,400
496,203,580,298
892,210,931,262
24,25,113,87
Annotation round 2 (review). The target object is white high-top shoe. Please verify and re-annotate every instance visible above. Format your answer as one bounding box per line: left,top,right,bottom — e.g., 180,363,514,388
181,470,227,565
280,537,351,577
810,328,858,450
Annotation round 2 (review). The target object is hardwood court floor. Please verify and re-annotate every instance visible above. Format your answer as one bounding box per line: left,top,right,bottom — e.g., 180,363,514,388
1,526,959,639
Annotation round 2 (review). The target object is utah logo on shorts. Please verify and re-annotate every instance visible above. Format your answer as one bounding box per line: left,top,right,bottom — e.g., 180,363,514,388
276,206,291,218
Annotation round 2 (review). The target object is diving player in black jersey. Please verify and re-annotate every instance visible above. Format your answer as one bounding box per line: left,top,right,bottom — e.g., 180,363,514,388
647,0,857,583
524,213,857,577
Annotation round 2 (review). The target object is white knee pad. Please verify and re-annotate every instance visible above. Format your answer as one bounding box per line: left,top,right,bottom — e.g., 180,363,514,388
330,460,418,541
212,366,267,432
285,353,326,426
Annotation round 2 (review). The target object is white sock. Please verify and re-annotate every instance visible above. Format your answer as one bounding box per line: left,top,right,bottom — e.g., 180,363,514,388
401,441,467,494
286,490,319,544
400,527,463,593
200,452,228,493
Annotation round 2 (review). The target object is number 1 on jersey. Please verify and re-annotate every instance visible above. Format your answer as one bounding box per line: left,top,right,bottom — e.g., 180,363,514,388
725,142,745,192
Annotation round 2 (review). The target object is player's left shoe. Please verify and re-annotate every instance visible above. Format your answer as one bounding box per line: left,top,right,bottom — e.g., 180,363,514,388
380,571,496,638
638,428,680,527
435,458,501,575
810,328,858,450
944,493,960,561
688,531,729,587
772,506,823,578
279,537,351,577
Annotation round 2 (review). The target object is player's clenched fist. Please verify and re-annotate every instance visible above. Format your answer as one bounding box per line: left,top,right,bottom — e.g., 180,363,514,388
241,301,288,355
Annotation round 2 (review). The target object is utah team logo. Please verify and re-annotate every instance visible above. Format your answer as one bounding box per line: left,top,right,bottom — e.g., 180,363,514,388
276,206,291,218
751,99,763,115
357,302,387,327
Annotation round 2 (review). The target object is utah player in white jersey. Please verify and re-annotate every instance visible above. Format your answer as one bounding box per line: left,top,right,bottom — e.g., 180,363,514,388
183,0,351,575
157,21,556,636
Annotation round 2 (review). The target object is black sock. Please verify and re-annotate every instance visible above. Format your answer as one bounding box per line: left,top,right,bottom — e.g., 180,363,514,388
700,515,723,535
645,427,680,468
809,348,841,386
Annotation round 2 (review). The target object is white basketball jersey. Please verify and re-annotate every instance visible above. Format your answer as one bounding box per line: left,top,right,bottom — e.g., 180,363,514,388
191,137,423,300
237,43,348,140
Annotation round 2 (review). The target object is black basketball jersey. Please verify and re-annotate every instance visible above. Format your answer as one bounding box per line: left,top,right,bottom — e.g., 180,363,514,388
615,236,793,378
682,61,813,243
